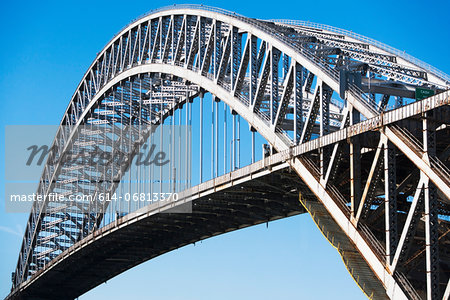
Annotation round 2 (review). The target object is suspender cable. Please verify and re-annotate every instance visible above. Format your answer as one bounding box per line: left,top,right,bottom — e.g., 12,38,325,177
199,91,203,183
215,97,219,177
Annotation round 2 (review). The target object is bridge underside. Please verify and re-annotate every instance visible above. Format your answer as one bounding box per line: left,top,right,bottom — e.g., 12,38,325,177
14,168,314,299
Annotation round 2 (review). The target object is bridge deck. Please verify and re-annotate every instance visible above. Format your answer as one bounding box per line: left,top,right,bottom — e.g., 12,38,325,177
10,160,308,299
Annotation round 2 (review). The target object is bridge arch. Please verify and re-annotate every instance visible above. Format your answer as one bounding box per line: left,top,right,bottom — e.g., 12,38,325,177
9,5,450,300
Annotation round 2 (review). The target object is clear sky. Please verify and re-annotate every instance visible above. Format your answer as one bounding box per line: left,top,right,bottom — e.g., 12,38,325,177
1,0,449,299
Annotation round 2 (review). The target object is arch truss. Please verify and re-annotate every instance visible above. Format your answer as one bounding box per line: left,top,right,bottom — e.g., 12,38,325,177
9,5,450,300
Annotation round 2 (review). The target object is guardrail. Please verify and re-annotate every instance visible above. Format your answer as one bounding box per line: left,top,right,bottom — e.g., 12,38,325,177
391,123,450,182
111,4,449,86
104,4,379,117
269,19,450,85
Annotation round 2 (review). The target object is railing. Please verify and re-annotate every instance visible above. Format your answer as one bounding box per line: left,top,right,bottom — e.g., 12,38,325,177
358,223,385,263
297,155,389,263
391,124,450,182
103,4,379,117
348,83,378,113
112,4,246,40
390,124,423,153
430,155,450,184
269,19,450,85
115,2,449,90
394,272,422,300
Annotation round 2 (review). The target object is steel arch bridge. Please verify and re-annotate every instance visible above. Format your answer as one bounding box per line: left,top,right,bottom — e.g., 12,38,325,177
7,4,450,300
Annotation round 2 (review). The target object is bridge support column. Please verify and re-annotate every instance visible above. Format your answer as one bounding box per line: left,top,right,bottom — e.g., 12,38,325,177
294,63,303,145
422,111,439,300
350,105,361,218
384,139,398,265
319,82,331,179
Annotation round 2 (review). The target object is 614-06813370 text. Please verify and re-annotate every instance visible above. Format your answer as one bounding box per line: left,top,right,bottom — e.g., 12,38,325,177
8,192,179,203
98,192,179,202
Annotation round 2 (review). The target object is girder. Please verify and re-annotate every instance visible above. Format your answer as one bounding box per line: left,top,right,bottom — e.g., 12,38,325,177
9,5,450,300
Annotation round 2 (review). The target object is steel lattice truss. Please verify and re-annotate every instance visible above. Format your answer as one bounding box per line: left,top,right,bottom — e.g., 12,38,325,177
9,5,450,300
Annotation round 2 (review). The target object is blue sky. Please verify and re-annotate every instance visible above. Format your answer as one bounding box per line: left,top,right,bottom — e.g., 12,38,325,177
1,0,449,299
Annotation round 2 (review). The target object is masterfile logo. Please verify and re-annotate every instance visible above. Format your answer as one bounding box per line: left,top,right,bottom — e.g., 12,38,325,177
5,125,192,213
